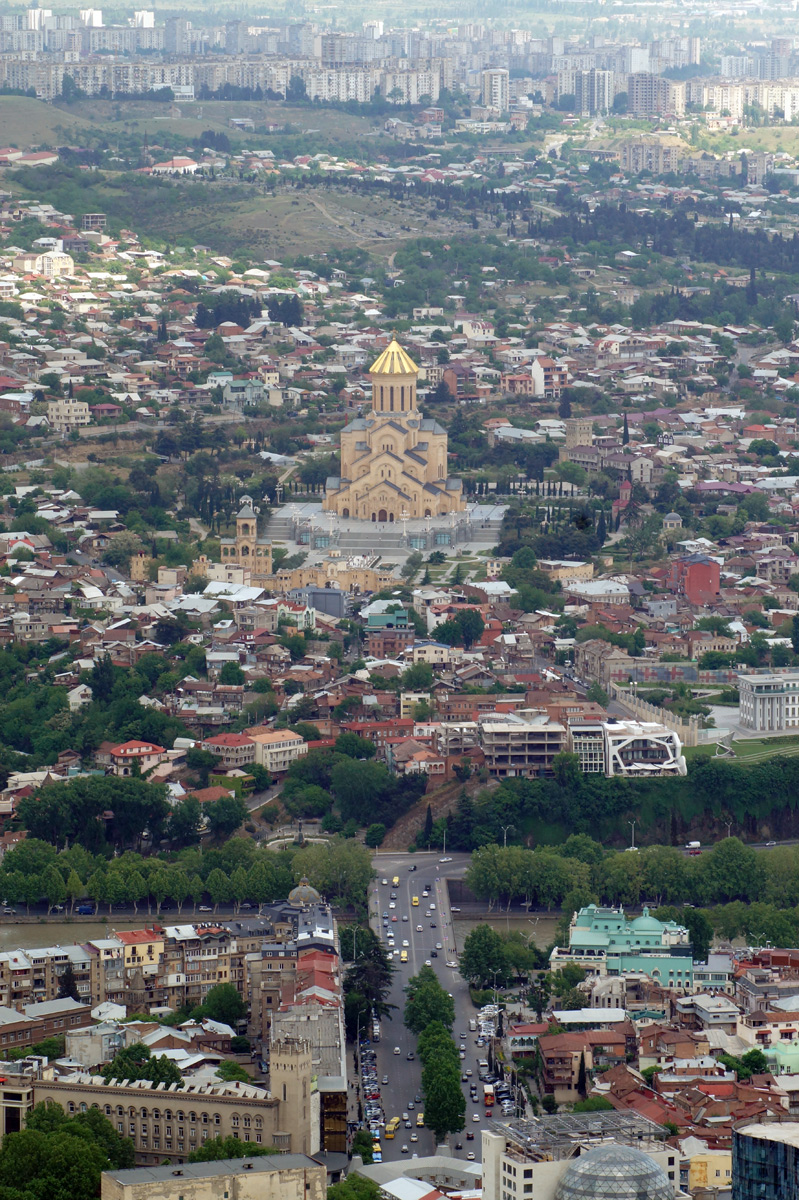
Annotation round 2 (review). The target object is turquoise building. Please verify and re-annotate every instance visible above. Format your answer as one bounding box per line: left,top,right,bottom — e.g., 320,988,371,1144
550,904,694,992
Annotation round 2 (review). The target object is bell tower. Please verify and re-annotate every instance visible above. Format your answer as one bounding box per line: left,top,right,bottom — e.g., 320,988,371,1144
369,337,418,414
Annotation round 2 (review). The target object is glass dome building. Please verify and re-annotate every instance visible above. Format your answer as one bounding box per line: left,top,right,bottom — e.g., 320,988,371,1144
554,1144,673,1200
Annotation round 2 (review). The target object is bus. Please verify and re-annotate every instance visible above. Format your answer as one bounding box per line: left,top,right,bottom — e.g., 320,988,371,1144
484,1084,495,1107
385,1118,400,1139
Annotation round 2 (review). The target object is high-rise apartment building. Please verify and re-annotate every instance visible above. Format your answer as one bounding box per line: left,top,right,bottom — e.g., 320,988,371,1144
481,66,509,111
628,72,685,117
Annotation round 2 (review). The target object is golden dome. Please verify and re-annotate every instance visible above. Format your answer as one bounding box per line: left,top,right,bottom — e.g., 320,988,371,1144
369,337,418,377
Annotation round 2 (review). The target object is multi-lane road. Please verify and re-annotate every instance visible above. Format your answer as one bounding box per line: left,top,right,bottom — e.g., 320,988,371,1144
357,851,501,1164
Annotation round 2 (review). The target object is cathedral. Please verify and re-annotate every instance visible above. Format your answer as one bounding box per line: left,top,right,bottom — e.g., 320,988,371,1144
323,338,465,523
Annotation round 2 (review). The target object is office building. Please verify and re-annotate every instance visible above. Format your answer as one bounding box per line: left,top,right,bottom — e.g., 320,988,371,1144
738,671,799,732
733,1122,799,1200
550,904,694,991
602,719,686,778
101,1154,327,1200
482,1115,680,1200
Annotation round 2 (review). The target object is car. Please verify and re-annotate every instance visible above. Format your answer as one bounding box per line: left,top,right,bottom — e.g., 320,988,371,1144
52,904,65,913
455,1142,463,1150
1,907,16,916
422,890,429,897
439,857,453,863
389,902,396,910
459,1044,466,1051
467,1152,475,1161
461,1073,468,1082
394,1046,401,1055
416,925,423,932
409,865,417,871
392,916,398,922
466,1069,473,1076
767,840,777,846
486,1109,493,1118
401,1144,409,1154
467,1132,475,1141
382,878,388,885
431,950,438,957
402,1112,409,1121
383,912,389,919
451,906,461,913
459,1032,467,1040
408,1102,415,1111
76,904,95,915
435,942,443,949
404,1120,412,1128
390,892,397,899
406,1051,415,1061
402,915,409,922
410,1133,418,1142
425,959,432,966
415,1094,421,1103
430,922,437,928
198,905,212,912
428,902,436,910
402,939,409,947
473,1113,480,1122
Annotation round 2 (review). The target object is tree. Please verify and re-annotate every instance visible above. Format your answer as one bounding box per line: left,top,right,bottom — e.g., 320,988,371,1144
204,795,248,840
622,412,629,445
102,1043,184,1088
205,867,231,913
364,823,386,848
459,924,510,988
404,965,455,1034
219,661,245,685
0,1106,133,1200
57,963,80,1001
103,530,144,571
43,864,67,914
188,1136,278,1162
586,681,609,707
424,1063,466,1143
89,655,115,703
577,1051,587,1098
216,1060,250,1083
334,733,376,760
196,982,246,1026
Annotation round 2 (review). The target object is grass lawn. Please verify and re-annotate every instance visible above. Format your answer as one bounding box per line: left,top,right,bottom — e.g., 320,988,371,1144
684,735,799,765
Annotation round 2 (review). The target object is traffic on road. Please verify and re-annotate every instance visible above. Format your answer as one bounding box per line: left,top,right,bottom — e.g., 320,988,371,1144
354,851,518,1165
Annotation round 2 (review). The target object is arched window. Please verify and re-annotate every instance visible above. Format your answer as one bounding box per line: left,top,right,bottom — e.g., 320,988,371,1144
189,1112,197,1124
390,386,394,411
164,1110,173,1121
254,1117,263,1129
104,1105,111,1116
400,386,405,410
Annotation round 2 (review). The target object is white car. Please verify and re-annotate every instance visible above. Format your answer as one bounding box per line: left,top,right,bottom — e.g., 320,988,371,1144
439,857,453,863
467,1152,475,1161
382,878,388,885
389,901,396,909
402,939,409,947
424,959,432,966
416,924,423,932
394,1046,401,1055
472,1113,480,1123
435,942,443,950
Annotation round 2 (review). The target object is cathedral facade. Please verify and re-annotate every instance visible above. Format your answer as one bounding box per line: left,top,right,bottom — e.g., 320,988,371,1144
323,338,465,523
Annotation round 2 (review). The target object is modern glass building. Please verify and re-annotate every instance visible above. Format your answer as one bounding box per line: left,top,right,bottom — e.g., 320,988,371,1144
553,1144,673,1200
733,1122,799,1200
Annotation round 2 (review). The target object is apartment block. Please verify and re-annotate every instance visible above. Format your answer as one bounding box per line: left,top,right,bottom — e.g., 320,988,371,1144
478,710,565,778
628,72,685,116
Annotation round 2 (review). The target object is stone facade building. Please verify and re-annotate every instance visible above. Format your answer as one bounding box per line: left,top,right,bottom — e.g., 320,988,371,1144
323,338,465,523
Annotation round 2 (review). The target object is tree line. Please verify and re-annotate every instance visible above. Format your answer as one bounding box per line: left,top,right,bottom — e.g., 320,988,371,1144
0,835,373,917
404,967,465,1144
433,753,799,851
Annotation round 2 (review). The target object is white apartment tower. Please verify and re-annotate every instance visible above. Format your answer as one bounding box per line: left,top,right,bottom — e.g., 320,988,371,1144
481,67,509,112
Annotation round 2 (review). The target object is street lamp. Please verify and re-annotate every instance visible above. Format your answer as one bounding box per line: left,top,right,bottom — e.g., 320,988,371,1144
501,824,515,850
628,820,636,851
